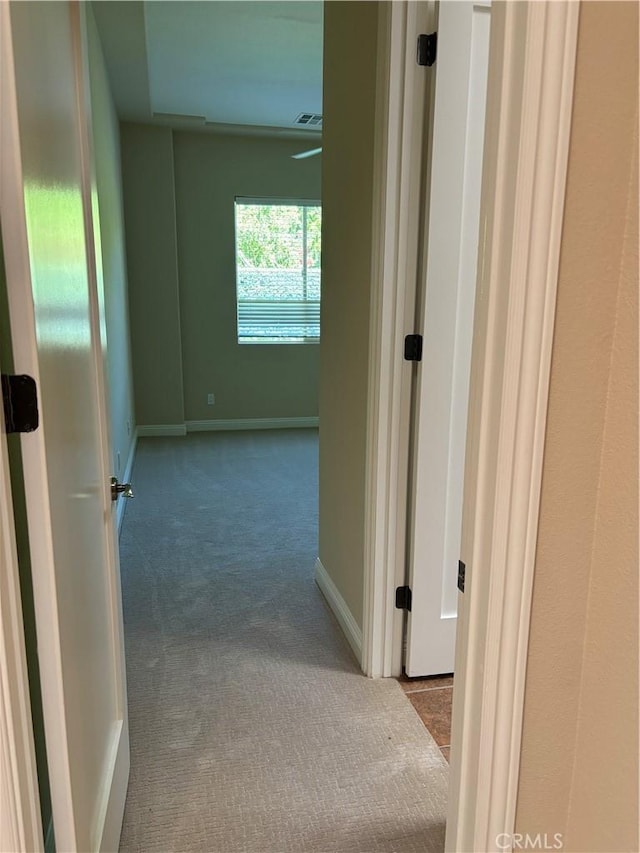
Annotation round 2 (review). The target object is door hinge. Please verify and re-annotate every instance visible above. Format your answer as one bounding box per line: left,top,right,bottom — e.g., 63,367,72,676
417,32,437,67
395,585,412,611
457,560,466,593
1,374,39,434
404,334,423,362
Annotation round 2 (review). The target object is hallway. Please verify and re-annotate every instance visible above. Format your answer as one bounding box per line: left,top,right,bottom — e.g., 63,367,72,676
118,430,448,852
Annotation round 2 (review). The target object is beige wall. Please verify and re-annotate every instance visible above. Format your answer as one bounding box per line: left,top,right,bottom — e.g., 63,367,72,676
318,1,379,627
172,131,320,421
87,7,136,474
120,123,185,427
516,3,639,849
120,126,321,425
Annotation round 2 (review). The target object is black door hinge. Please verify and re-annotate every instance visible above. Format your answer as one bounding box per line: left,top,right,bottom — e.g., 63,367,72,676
395,585,412,611
417,32,437,67
404,334,423,362
1,374,39,434
457,560,466,593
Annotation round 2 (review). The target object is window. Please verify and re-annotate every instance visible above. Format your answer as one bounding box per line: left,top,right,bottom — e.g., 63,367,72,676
235,198,321,344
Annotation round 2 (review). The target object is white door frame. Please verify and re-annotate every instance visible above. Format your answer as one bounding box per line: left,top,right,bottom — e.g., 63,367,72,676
0,403,43,853
0,2,44,849
362,0,436,680
364,0,579,849
445,3,579,848
0,436,43,853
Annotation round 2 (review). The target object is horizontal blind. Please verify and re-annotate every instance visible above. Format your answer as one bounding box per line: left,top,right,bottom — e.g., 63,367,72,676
238,299,320,341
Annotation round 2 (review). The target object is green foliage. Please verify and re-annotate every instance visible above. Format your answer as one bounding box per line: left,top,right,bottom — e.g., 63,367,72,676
236,203,321,269
306,206,321,268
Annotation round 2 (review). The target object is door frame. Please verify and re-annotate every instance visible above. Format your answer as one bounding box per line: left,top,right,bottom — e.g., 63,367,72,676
363,0,579,849
362,0,436,680
0,430,43,853
0,3,44,848
0,380,43,851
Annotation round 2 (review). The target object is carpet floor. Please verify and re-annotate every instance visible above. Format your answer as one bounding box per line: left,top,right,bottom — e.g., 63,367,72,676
118,430,448,853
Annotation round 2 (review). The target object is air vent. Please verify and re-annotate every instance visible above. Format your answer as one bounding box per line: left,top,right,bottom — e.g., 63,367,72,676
294,113,323,128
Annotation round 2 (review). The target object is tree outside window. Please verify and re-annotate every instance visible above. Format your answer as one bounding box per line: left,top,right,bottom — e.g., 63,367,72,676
235,199,321,343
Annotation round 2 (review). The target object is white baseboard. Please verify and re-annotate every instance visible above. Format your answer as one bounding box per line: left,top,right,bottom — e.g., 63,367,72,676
186,417,319,432
314,558,362,665
117,429,137,534
137,423,187,437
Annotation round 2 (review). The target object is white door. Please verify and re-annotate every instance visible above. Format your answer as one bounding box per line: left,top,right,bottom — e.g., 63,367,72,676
405,0,491,677
0,2,129,850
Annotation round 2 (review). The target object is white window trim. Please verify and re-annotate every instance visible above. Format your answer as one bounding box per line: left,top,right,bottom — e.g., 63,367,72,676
236,197,321,207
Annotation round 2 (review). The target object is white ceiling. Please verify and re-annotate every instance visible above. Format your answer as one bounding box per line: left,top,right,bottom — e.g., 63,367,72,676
93,1,323,136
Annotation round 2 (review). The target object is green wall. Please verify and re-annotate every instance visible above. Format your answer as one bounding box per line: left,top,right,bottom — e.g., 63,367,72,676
173,132,320,422
318,1,379,628
120,126,321,426
87,7,136,475
120,123,185,427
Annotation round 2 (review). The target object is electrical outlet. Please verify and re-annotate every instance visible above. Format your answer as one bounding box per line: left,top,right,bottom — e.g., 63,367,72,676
207,393,215,405
117,451,121,475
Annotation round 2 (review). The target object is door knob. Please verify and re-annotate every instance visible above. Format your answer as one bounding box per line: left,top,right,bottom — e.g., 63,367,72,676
111,477,134,502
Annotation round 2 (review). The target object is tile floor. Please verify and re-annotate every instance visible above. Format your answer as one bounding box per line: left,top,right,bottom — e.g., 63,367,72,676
398,674,454,763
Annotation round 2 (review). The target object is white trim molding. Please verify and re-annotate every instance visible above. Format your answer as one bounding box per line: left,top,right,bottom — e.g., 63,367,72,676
138,419,319,438
137,424,187,437
0,4,45,849
445,2,580,851
314,559,362,664
362,0,436,678
186,417,318,432
0,437,44,853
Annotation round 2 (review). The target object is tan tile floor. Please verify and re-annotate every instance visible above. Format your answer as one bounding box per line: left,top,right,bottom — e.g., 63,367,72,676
398,674,454,763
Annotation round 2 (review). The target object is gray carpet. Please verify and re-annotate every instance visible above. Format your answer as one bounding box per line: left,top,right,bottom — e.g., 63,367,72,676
118,430,448,853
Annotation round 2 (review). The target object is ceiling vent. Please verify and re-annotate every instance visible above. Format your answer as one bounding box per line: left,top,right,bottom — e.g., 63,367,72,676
294,113,322,129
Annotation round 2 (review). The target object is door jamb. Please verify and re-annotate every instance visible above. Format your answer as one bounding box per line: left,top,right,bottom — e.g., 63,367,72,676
363,0,436,679
445,3,579,848
0,4,44,849
363,0,580,848
0,431,44,853
0,407,44,853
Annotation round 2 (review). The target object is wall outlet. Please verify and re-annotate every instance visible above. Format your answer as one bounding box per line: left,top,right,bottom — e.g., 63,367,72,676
117,451,121,475
207,393,215,405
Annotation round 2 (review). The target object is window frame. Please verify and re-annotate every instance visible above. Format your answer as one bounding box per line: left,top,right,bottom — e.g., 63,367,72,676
234,196,322,346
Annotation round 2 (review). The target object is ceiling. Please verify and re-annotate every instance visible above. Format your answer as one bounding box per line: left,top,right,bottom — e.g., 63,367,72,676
93,1,323,138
